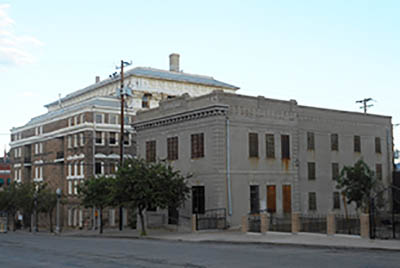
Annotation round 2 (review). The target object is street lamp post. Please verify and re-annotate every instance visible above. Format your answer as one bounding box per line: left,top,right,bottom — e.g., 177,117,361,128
56,188,62,234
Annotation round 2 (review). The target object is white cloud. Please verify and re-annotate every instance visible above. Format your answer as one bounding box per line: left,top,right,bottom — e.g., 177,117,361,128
0,4,43,68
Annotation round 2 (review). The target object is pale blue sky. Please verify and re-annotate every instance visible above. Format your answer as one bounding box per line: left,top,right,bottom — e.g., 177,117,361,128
1,0,399,159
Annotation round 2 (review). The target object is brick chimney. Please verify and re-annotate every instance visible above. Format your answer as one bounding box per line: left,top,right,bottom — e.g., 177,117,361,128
95,76,100,83
169,53,180,72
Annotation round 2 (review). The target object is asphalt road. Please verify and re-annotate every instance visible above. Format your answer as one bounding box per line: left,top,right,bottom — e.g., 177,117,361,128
0,233,399,268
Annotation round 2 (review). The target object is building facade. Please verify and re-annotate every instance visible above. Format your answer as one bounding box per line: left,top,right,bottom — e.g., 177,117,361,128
134,91,394,227
0,153,11,190
9,54,238,229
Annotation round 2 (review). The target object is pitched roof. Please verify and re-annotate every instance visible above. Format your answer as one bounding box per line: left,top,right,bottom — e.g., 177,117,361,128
45,67,239,108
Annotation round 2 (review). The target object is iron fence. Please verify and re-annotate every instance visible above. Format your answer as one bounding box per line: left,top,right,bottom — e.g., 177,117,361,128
335,214,360,235
196,208,227,230
248,214,261,232
269,213,292,232
300,214,327,234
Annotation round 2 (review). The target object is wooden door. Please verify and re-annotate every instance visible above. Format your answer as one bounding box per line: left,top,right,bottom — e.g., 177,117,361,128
282,185,291,213
267,185,276,213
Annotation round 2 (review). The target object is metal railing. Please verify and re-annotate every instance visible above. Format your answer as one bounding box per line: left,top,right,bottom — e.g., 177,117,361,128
269,213,292,232
335,214,360,235
196,208,227,230
248,214,261,232
300,214,327,234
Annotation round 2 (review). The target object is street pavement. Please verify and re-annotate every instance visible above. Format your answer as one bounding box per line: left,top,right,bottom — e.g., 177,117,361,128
61,228,400,252
1,231,400,268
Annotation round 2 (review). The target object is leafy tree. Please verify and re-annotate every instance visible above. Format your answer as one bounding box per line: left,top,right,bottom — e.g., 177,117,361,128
335,159,381,213
115,158,190,236
78,176,114,234
16,182,36,231
37,187,58,233
0,183,19,231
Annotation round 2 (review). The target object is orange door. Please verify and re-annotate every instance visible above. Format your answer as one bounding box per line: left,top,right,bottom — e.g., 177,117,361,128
267,185,276,213
282,185,292,213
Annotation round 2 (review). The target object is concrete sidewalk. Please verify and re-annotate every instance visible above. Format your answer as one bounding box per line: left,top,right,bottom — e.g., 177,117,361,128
60,228,400,252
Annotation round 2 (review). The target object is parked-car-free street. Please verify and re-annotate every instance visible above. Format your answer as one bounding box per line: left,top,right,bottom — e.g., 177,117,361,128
1,233,400,268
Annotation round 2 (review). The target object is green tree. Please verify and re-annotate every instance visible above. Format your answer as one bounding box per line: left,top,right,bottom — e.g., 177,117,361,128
37,187,58,233
115,158,190,236
0,182,19,231
16,182,36,232
335,159,381,212
78,176,114,234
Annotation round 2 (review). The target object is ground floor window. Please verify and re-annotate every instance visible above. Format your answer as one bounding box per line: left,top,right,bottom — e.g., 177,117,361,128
192,186,205,214
250,185,260,214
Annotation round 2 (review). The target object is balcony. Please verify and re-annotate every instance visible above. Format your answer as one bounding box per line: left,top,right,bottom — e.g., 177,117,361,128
23,157,32,166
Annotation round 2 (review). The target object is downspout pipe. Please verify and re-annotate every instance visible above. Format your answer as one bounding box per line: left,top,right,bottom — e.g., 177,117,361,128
226,116,232,216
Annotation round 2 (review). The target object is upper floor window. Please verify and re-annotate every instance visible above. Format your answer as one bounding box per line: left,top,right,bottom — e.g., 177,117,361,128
167,136,179,161
95,113,104,124
248,133,258,158
142,93,151,108
95,131,104,145
109,132,118,146
281,135,290,159
80,133,85,146
124,116,130,125
123,133,130,146
109,114,118,125
67,135,72,148
191,133,204,159
265,134,275,159
308,162,316,180
375,137,381,153
35,126,43,136
331,133,339,151
308,192,317,211
146,140,156,162
95,162,104,175
307,132,315,151
74,116,78,125
332,163,339,180
354,135,361,153
80,114,85,124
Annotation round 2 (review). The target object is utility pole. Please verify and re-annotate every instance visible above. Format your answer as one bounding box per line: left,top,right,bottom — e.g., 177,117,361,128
117,60,131,231
356,98,374,113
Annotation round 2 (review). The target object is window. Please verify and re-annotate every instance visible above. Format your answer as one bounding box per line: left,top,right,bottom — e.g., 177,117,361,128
266,185,276,213
307,132,315,151
191,133,204,158
333,192,340,209
109,132,118,146
332,163,339,180
110,162,118,174
68,181,72,195
80,114,85,124
281,135,290,159
39,143,43,154
74,180,78,195
35,143,39,154
331,133,338,151
80,162,84,177
124,116,130,125
80,133,85,146
248,133,258,158
308,162,316,180
167,136,179,161
95,113,104,124
109,114,118,124
74,162,78,177
146,140,156,162
250,185,260,214
354,135,361,153
68,135,72,148
95,131,104,145
68,163,72,177
376,164,382,180
192,186,205,214
74,116,78,126
265,134,275,159
74,134,78,148
95,162,103,175
308,192,317,211
375,137,381,153
68,118,72,127
142,93,151,108
123,133,130,146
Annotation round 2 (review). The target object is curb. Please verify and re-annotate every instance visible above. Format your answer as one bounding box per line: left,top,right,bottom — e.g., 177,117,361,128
59,233,400,252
